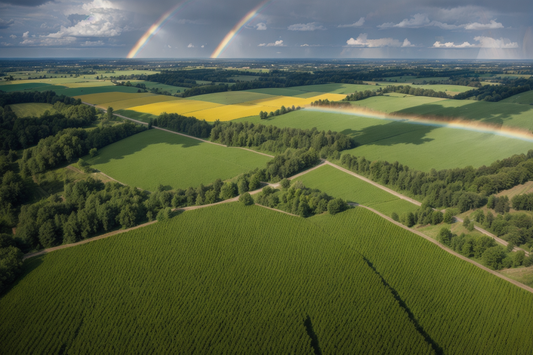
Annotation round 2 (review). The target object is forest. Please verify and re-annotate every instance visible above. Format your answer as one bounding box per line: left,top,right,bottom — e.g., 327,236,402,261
455,77,533,102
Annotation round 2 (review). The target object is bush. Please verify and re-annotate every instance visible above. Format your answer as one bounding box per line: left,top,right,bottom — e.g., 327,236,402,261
391,212,399,221
482,246,506,270
327,198,348,216
438,228,452,246
443,209,455,224
89,148,98,157
239,193,254,206
156,207,171,221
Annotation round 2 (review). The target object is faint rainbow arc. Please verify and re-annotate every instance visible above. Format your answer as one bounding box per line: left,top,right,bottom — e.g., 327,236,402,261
211,0,270,58
127,1,193,59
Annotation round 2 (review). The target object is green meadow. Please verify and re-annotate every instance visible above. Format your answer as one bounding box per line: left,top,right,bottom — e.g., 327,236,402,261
86,129,271,191
10,103,55,117
234,109,533,171
293,164,419,215
500,90,533,105
188,90,274,104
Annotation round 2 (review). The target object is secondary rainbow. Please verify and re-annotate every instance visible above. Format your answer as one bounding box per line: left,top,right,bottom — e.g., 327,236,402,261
127,1,193,59
211,0,270,58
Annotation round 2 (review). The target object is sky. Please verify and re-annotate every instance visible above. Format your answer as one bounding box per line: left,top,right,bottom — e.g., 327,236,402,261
0,0,532,59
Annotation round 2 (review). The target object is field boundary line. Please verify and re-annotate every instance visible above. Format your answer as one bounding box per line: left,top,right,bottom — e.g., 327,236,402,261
354,204,533,294
23,221,158,260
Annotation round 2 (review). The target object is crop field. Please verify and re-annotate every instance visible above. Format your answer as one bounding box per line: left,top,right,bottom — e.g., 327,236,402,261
500,90,533,105
0,204,433,354
128,93,346,121
293,164,419,216
311,208,533,355
75,92,156,105
188,91,274,104
128,98,223,117
234,109,533,171
350,94,447,112
86,129,271,191
9,103,55,117
115,109,158,123
395,99,533,130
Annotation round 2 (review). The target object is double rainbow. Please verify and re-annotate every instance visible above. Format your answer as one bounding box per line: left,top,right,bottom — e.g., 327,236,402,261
210,0,271,58
127,0,193,59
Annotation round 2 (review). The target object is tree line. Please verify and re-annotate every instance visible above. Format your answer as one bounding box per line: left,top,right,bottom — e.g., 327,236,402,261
155,113,212,138
379,85,450,98
310,99,351,107
455,77,533,102
340,150,533,213
0,90,81,108
210,121,355,155
259,105,301,119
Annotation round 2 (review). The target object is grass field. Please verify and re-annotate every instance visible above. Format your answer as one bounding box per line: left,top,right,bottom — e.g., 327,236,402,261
0,82,57,92
75,92,177,110
86,129,271,191
395,99,533,130
188,91,274,105
0,204,434,354
379,76,450,83
350,94,447,112
500,90,533,105
293,164,419,216
115,109,158,123
130,80,189,93
234,109,533,171
310,208,533,355
10,103,55,117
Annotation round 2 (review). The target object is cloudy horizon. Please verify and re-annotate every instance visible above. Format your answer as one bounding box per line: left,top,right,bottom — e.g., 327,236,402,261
0,0,531,59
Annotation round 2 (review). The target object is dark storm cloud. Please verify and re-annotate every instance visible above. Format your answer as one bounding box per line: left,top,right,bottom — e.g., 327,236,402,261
0,18,14,29
0,0,531,58
0,0,53,6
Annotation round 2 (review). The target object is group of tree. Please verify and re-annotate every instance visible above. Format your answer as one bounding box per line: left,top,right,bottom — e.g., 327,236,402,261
309,99,352,108
1,101,97,151
210,121,355,155
437,227,532,270
470,209,533,249
0,90,81,108
455,77,533,102
392,205,444,228
379,85,450,98
340,150,533,214
254,179,348,217
155,113,212,138
18,123,146,177
259,105,301,119
511,192,533,211
342,90,380,102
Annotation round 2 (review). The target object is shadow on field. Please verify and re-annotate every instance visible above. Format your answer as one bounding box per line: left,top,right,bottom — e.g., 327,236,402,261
86,129,205,166
395,101,532,128
341,120,436,146
0,256,44,297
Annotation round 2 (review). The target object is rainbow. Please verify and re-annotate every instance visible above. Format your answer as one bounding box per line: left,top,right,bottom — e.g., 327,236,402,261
306,106,533,143
127,1,193,59
211,0,270,58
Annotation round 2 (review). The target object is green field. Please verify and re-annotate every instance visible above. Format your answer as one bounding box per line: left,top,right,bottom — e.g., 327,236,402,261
310,208,533,355
350,94,447,112
130,80,189,93
395,99,533,130
0,204,433,354
380,76,451,83
10,103,55,117
293,164,419,215
86,129,271,191
188,90,274,104
234,109,533,171
500,90,533,105
0,82,57,92
115,109,158,123
0,82,141,96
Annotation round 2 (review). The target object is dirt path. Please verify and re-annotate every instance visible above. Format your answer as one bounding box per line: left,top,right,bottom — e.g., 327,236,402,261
453,216,529,256
325,161,422,206
353,204,533,294
23,221,158,261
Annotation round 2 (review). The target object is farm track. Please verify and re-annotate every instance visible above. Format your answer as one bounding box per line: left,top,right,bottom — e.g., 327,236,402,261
325,160,531,255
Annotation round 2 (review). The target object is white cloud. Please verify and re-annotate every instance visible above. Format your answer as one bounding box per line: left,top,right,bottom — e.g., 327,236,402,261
256,23,267,30
402,39,415,47
258,40,285,47
187,43,194,48
22,31,29,39
10,35,16,39
201,45,205,48
379,14,430,29
81,0,120,12
338,17,365,28
1,42,12,46
288,22,324,31
301,44,309,47
433,41,475,48
20,36,77,46
433,36,518,49
346,33,402,47
81,40,105,46
167,45,171,49
464,20,504,30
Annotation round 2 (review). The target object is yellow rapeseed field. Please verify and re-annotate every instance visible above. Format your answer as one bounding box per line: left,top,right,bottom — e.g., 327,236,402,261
186,93,347,121
75,92,155,105
128,99,223,116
